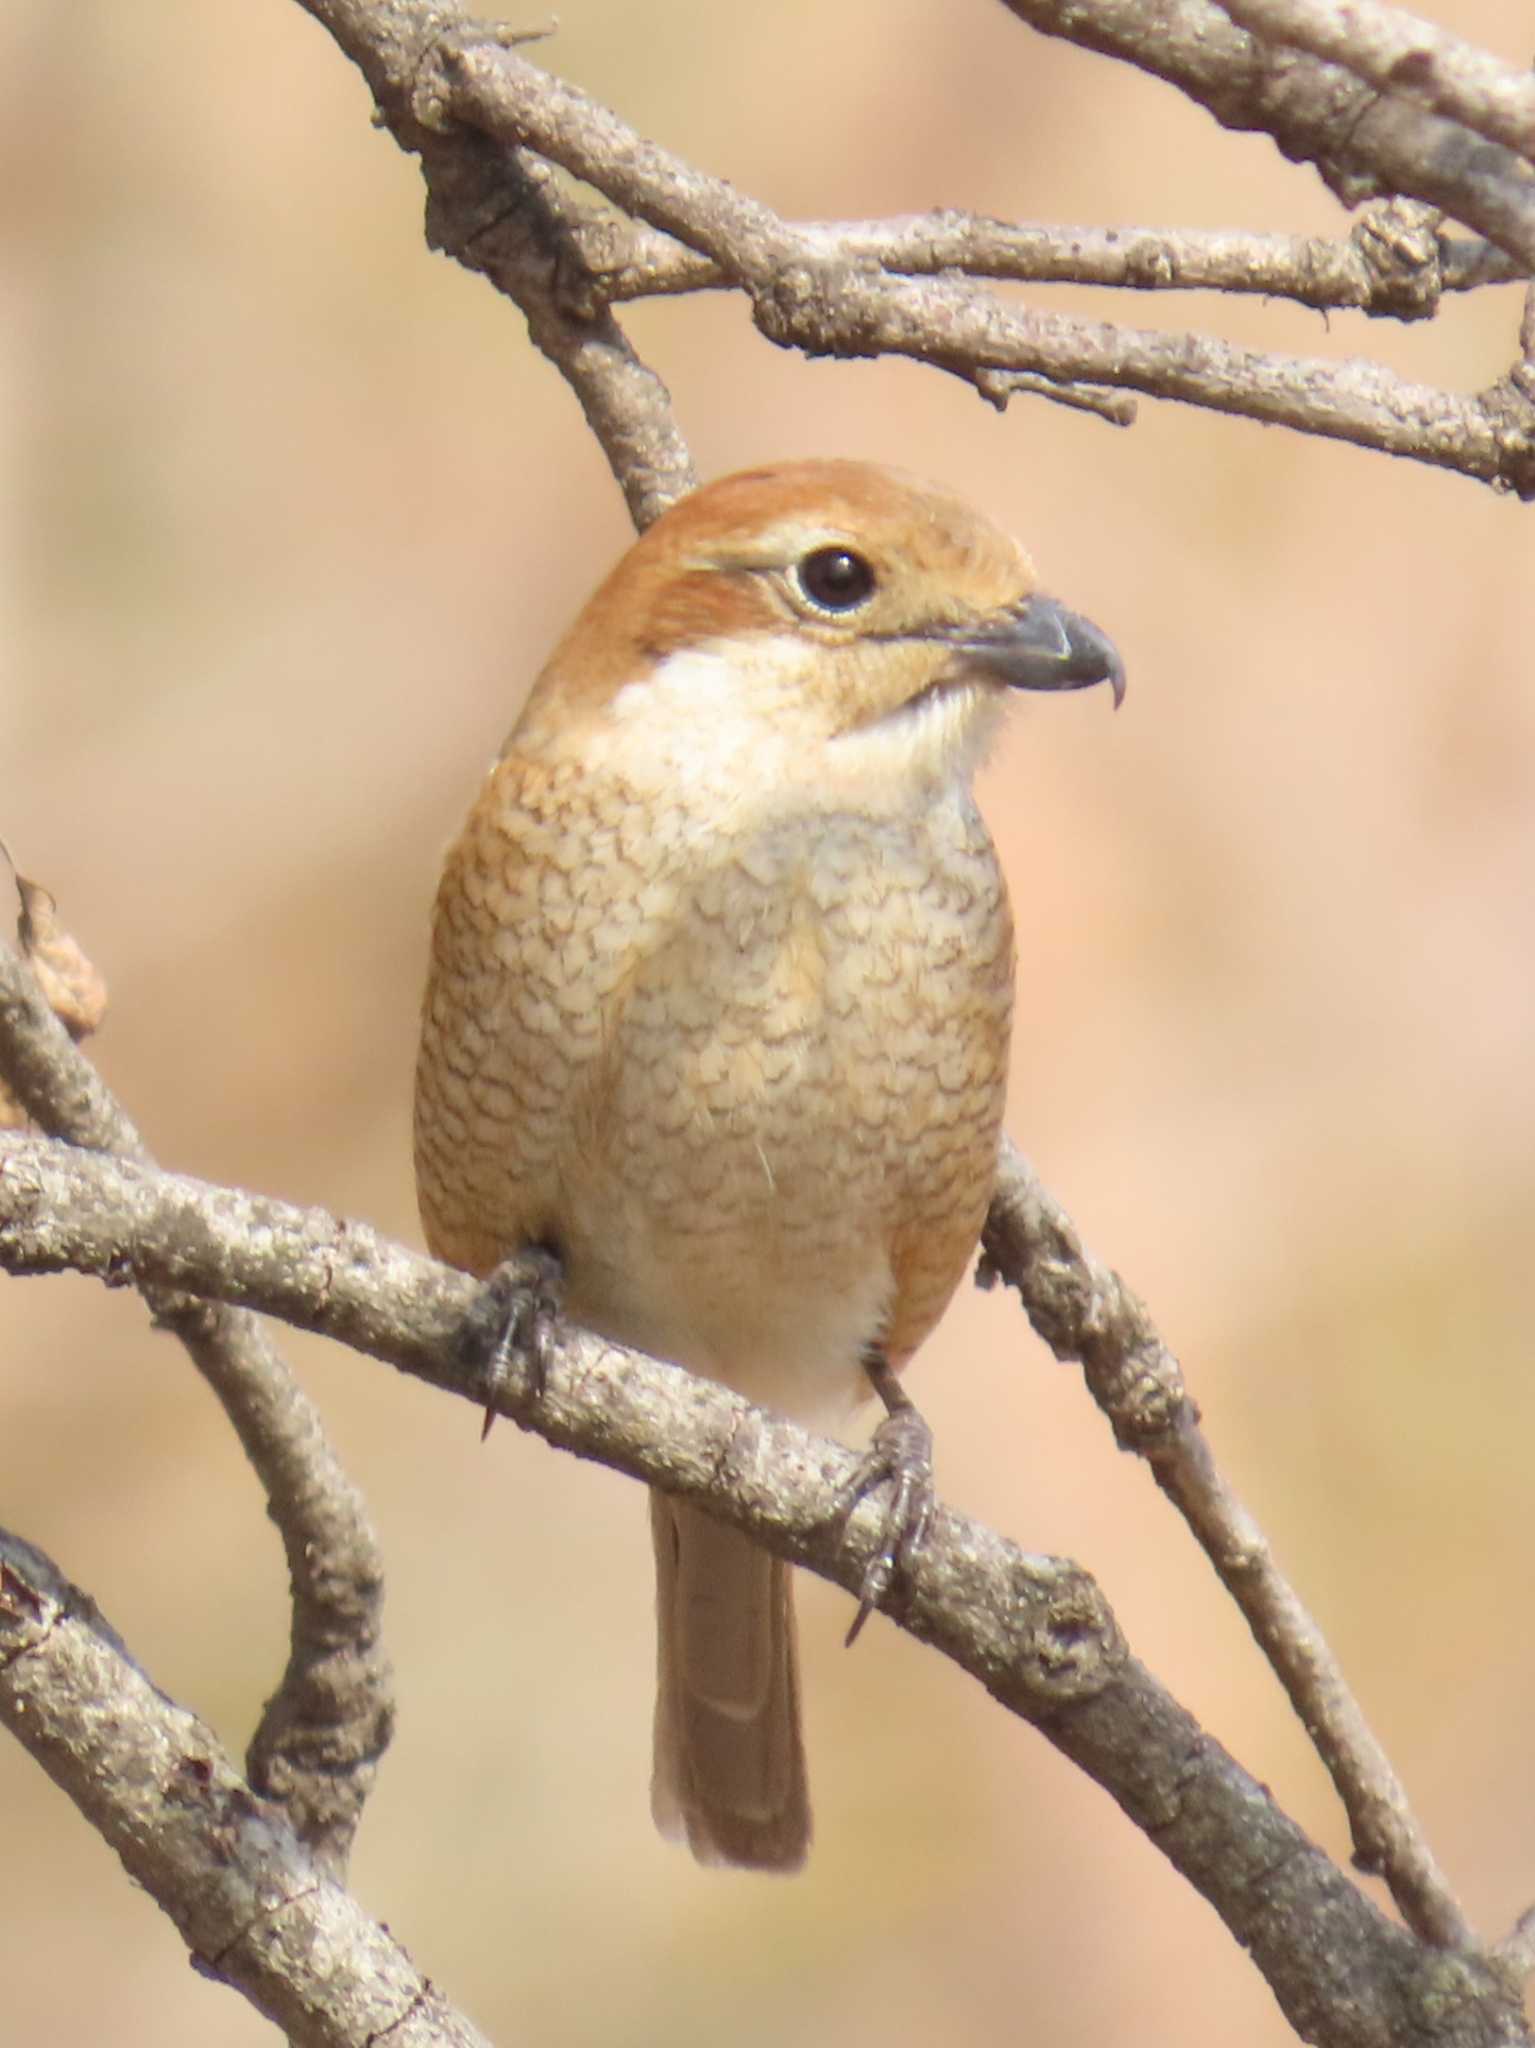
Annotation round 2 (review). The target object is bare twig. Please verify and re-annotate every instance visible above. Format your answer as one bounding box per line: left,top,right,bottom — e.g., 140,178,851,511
973,367,1139,423
0,1530,487,2048
1219,0,1535,168
293,0,694,525
557,203,1523,319
419,138,696,526
0,937,391,1875
5,1127,1510,2048
997,0,1535,268
979,1139,1473,1951
284,0,1535,494
412,40,1535,496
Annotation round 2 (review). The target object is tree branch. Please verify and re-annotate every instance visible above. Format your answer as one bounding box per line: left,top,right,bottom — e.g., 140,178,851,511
405,36,1535,496
292,1,695,525
0,1529,487,2048
419,132,697,526
281,0,1535,497
996,0,1535,268
556,202,1523,320
0,935,391,1876
1218,0,1535,169
980,1138,1472,1950
4,1127,1513,2047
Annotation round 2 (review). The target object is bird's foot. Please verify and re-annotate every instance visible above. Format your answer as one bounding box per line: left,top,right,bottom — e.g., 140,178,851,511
455,1243,564,1439
835,1388,935,1647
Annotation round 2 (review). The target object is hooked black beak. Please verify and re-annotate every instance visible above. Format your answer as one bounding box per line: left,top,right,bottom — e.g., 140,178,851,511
959,595,1126,708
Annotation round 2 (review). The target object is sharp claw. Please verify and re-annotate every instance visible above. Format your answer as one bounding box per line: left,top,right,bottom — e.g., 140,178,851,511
836,1400,936,1643
457,1245,564,1435
845,1544,902,1646
844,1588,878,1649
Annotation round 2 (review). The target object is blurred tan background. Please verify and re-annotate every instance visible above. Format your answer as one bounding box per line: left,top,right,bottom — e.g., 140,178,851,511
4,1,1534,2041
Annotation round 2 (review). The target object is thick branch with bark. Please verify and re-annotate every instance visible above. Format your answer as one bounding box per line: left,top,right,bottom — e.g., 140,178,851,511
3,1127,1522,2048
0,1529,485,2048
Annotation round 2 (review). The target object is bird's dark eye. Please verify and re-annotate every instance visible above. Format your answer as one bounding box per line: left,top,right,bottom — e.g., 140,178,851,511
795,546,877,613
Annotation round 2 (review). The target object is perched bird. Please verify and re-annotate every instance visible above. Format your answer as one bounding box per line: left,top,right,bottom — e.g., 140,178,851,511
414,459,1123,1872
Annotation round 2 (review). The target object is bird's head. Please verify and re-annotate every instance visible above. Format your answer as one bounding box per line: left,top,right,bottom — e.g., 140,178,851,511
513,460,1123,801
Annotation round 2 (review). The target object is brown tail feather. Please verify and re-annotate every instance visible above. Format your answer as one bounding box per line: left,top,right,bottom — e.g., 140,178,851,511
649,1492,810,1871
